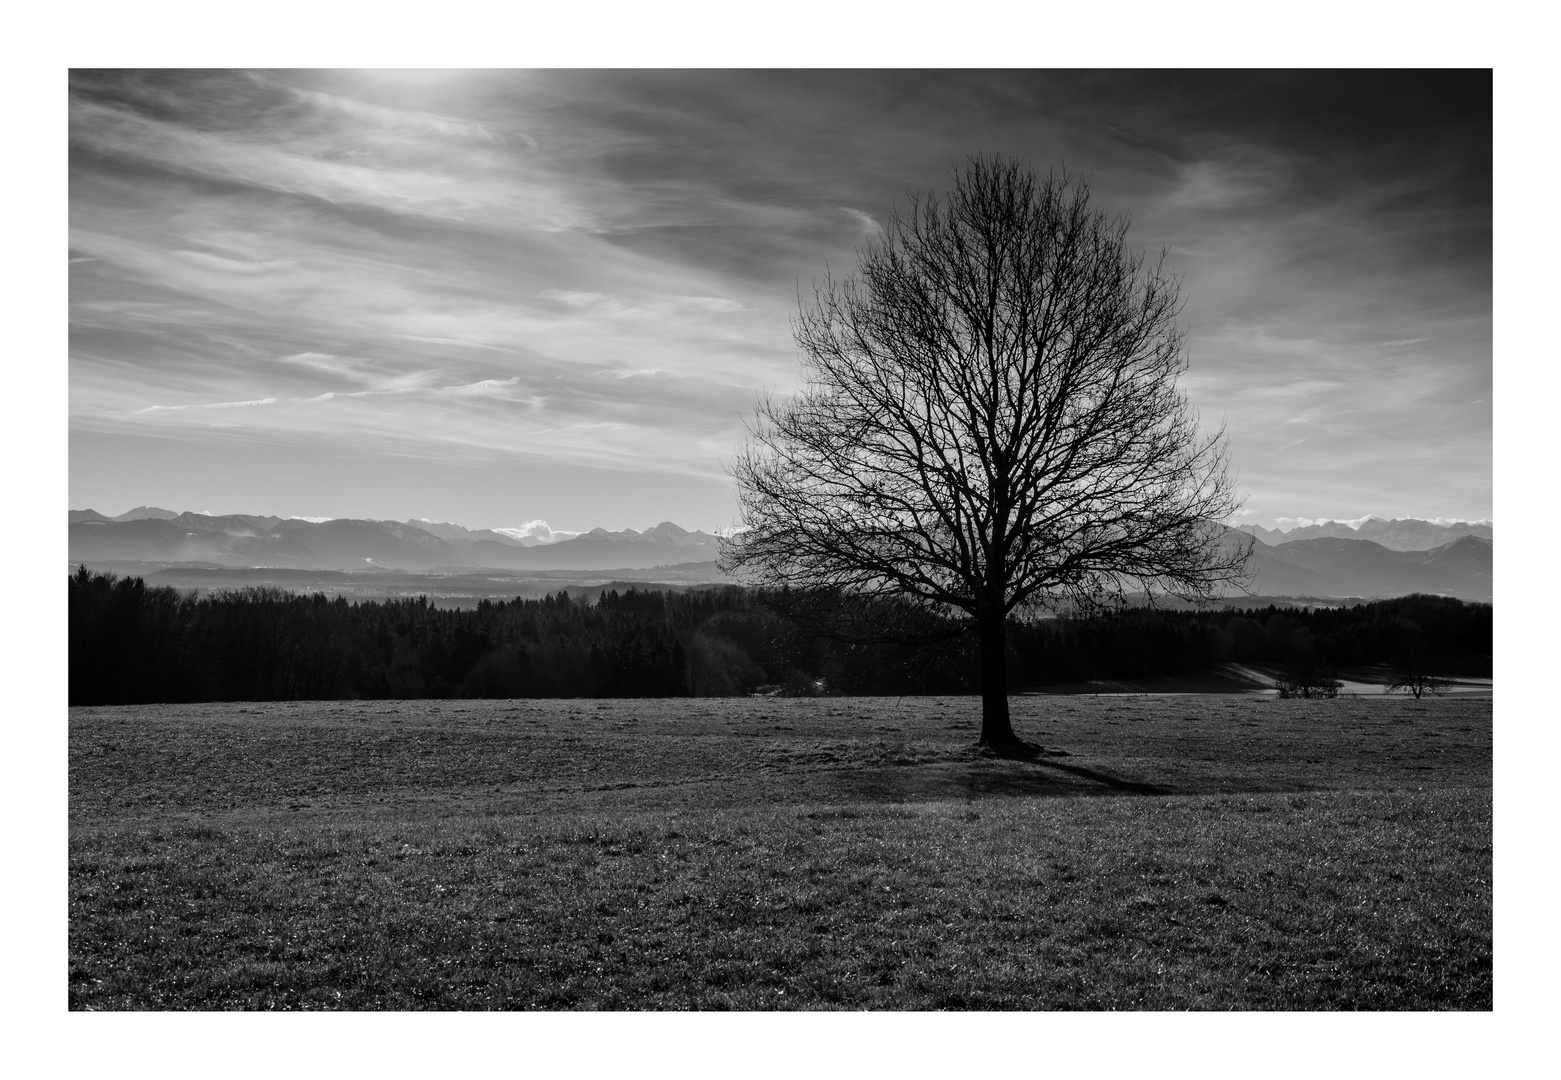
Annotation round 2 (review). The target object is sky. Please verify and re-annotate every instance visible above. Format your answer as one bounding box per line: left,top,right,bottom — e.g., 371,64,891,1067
68,69,1492,534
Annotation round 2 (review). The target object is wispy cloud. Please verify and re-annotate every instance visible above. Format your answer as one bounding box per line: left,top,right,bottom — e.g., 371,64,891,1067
267,77,522,148
137,396,277,413
538,290,606,307
838,207,881,234
1163,144,1294,211
668,295,745,313
308,389,403,402
207,397,278,409
277,353,382,384
440,377,520,397
402,336,517,353
537,290,747,317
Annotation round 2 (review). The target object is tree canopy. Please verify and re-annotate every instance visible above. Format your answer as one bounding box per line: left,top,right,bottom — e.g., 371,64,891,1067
722,157,1249,749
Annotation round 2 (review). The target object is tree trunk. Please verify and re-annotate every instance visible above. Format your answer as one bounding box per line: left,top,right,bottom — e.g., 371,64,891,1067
976,602,1017,748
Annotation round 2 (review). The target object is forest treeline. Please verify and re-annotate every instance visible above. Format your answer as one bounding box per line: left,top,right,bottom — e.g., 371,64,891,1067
69,567,1492,706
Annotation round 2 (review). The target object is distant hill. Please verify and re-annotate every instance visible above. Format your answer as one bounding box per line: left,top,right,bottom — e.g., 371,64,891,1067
70,506,185,524
114,505,181,521
69,509,724,573
1227,532,1491,603
403,519,531,548
1240,516,1492,551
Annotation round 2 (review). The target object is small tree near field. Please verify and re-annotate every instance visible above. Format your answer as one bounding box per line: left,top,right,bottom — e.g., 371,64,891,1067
1387,667,1450,699
1274,631,1341,699
1387,647,1452,699
1275,662,1342,699
721,157,1249,754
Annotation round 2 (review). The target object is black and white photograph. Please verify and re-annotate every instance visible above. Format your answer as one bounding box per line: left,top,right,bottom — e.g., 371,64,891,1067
50,47,1521,1057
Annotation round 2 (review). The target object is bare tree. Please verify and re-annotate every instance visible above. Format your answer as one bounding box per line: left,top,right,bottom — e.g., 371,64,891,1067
721,157,1249,753
1274,632,1342,699
1386,652,1452,700
1386,667,1450,700
1274,663,1343,700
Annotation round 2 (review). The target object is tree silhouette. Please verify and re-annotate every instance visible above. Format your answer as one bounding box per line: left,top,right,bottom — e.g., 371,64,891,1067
1274,652,1342,699
1386,634,1452,699
722,157,1248,752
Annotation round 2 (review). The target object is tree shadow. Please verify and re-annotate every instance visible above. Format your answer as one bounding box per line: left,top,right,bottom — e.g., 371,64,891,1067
823,757,1173,802
1027,758,1173,796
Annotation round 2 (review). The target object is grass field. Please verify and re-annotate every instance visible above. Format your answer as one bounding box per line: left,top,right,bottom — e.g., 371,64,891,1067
68,694,1491,1010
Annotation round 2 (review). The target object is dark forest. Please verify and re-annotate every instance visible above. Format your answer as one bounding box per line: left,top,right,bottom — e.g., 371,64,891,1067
68,567,1491,706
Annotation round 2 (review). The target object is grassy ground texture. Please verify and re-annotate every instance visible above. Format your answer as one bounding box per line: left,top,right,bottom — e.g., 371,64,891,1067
69,695,1491,1010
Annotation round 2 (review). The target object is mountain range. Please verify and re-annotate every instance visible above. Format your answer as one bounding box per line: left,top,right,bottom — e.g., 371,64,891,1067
69,508,723,573
1228,533,1491,603
1237,516,1492,551
68,509,1493,603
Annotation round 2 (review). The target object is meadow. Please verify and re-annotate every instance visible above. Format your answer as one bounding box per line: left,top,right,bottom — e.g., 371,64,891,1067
68,694,1491,1010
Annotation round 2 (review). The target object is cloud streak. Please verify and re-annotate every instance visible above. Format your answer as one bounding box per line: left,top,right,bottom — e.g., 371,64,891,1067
137,396,277,413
